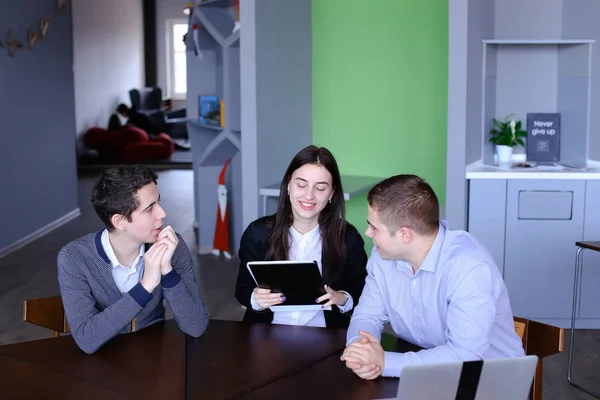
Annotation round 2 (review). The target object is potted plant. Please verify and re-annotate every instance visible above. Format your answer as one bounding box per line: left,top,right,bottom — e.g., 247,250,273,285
490,114,527,164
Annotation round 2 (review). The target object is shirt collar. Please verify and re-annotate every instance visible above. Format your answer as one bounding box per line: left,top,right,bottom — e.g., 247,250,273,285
418,220,448,273
100,229,145,269
289,223,320,245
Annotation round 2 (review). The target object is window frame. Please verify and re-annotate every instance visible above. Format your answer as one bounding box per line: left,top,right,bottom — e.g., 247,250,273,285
165,18,188,100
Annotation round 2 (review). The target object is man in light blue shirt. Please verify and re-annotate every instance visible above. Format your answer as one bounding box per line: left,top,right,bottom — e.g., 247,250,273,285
341,174,524,380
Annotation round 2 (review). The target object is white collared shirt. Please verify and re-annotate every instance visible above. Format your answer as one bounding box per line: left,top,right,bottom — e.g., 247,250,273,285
250,224,353,327
347,221,525,377
101,229,145,293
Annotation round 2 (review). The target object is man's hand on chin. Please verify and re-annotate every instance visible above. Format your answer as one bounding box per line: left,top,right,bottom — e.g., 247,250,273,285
340,330,385,380
157,225,178,274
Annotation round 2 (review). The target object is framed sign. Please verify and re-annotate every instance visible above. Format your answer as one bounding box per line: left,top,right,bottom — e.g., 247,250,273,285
526,113,560,162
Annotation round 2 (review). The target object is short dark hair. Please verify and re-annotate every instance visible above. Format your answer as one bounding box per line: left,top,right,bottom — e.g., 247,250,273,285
91,165,158,230
367,174,439,236
116,104,129,114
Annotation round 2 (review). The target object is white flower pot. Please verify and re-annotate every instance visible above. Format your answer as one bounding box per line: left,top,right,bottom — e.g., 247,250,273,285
496,145,513,164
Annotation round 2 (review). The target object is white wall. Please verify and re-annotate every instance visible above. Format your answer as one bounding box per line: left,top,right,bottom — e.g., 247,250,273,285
72,0,145,151
495,0,563,40
156,0,186,102
562,0,600,161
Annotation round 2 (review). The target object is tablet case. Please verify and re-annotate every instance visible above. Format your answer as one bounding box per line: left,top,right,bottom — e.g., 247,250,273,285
247,261,331,310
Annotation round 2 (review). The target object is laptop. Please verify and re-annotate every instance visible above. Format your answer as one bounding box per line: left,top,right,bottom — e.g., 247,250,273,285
377,355,538,400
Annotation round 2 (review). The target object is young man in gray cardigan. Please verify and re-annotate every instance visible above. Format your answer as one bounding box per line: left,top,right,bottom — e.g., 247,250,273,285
57,165,209,353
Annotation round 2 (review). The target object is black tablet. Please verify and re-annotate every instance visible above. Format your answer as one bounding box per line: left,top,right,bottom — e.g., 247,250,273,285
247,260,330,310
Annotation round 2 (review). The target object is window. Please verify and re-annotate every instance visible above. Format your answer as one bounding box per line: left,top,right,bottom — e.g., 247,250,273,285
166,19,188,100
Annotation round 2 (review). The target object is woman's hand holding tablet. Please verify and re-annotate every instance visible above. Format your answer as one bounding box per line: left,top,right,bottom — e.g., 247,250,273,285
253,287,286,309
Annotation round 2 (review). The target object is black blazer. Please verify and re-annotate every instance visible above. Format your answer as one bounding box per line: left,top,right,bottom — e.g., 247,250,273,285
235,216,368,328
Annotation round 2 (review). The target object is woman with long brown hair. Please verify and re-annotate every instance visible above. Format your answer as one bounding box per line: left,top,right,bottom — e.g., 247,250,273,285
235,145,368,328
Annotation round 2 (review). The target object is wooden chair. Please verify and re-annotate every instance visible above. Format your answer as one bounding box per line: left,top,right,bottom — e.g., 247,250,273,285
23,296,139,337
514,316,564,400
23,296,70,338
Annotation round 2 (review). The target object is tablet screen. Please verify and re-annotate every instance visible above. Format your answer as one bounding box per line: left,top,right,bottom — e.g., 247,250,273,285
247,260,327,308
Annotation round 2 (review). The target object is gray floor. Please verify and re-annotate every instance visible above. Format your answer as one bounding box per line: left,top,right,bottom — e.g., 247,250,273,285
0,170,598,399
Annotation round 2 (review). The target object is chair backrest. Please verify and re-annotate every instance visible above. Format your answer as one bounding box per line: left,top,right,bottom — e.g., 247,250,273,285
23,296,70,338
513,317,564,400
129,87,163,112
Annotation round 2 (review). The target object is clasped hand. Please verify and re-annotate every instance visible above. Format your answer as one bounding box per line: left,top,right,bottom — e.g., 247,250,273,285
340,330,385,380
253,284,347,310
141,226,178,292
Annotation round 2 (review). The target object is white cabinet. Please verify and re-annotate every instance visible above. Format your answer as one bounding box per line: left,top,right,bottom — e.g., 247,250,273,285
468,178,600,328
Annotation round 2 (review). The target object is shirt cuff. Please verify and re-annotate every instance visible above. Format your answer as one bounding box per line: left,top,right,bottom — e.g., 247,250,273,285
250,291,264,311
128,282,153,308
336,291,354,313
383,351,406,377
161,269,182,289
346,335,360,347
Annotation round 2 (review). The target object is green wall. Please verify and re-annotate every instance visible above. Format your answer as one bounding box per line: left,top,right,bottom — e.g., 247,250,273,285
312,0,448,246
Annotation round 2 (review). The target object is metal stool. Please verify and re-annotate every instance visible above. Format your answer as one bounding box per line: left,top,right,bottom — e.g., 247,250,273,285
568,241,600,399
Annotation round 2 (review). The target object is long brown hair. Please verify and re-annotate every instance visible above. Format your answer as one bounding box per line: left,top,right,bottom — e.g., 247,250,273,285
265,145,347,284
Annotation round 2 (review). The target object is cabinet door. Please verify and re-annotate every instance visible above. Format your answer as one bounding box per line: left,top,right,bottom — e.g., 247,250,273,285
504,180,585,320
467,180,508,276
580,180,600,319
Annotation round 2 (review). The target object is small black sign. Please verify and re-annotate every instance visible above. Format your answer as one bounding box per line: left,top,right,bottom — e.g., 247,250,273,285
526,113,560,162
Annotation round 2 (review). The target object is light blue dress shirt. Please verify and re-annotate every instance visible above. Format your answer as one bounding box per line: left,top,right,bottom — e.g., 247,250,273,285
101,229,145,293
346,221,525,377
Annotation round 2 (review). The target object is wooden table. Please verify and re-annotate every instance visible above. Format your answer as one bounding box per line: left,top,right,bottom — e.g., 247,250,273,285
184,320,347,398
0,319,187,399
0,319,418,399
236,333,423,399
0,355,131,399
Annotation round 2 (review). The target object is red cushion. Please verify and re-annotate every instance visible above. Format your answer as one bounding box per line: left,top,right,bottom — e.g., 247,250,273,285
83,126,174,162
109,127,149,148
83,126,149,159
122,140,174,164
82,127,108,149
153,133,175,153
